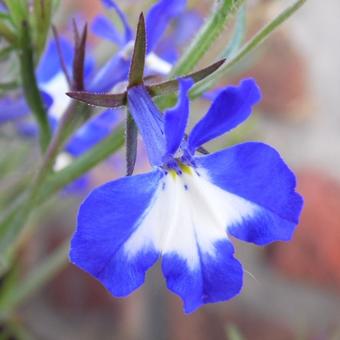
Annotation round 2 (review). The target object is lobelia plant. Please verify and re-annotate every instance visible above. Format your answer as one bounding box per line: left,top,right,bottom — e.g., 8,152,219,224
0,0,307,330
68,13,303,313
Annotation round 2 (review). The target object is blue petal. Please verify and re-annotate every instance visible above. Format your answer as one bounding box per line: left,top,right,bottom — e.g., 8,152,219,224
146,0,186,53
172,10,202,46
127,85,166,166
66,109,119,157
0,96,30,124
188,78,261,152
101,0,133,43
164,78,193,157
0,91,52,124
154,10,202,64
91,15,125,46
70,170,163,296
89,55,130,92
63,175,90,195
36,37,74,84
195,142,303,245
163,240,242,313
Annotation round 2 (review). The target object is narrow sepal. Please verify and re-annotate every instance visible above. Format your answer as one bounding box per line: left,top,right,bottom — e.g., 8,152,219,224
126,113,138,176
147,59,225,97
52,25,72,88
72,20,88,91
128,13,146,88
67,60,225,108
66,91,127,108
127,85,165,166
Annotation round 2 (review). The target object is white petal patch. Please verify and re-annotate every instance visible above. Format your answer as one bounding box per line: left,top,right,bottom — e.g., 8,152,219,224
146,53,172,75
123,167,257,269
40,72,70,119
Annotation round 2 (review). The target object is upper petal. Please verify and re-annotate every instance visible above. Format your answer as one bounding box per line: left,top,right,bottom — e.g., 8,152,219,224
88,55,130,92
164,78,193,157
36,37,73,84
65,109,119,157
188,78,261,152
70,170,163,296
194,142,303,245
92,15,126,46
127,85,166,166
100,0,133,44
146,0,186,53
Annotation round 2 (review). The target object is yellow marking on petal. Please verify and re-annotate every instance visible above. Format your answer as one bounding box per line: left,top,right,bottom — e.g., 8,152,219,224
179,163,193,175
168,169,177,180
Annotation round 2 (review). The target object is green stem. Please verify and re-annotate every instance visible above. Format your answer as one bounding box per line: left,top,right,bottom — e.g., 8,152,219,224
170,0,245,77
19,21,51,152
191,0,307,98
0,240,69,319
0,21,16,44
0,125,125,272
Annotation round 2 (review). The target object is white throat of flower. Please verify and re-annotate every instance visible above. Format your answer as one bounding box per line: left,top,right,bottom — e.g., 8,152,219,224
120,40,172,75
39,72,70,120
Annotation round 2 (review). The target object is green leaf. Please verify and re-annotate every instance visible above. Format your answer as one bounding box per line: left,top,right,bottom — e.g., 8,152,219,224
32,0,53,58
170,0,245,77
3,0,28,28
0,240,69,319
0,20,16,44
18,21,51,151
191,0,307,98
0,126,124,271
221,4,246,59
0,46,14,61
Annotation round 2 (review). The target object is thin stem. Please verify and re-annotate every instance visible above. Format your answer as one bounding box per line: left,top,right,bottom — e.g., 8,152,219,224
0,240,69,319
191,0,307,98
19,21,51,152
170,0,245,77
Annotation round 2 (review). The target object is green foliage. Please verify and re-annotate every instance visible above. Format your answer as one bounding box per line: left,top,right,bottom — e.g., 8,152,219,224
32,0,53,58
18,22,51,151
170,0,245,77
191,0,307,98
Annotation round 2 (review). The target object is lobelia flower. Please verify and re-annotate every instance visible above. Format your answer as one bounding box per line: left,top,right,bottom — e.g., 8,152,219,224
70,77,303,313
90,0,197,91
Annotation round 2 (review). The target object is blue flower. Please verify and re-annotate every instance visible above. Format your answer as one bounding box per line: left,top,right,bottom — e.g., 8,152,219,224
90,0,191,91
70,78,303,313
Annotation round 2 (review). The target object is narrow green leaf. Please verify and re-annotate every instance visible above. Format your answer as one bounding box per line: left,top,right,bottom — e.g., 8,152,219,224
221,4,246,59
33,0,53,58
0,46,14,61
0,240,69,318
0,126,124,270
3,0,27,28
19,21,51,151
191,0,307,98
0,20,16,44
128,13,146,88
170,0,245,77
